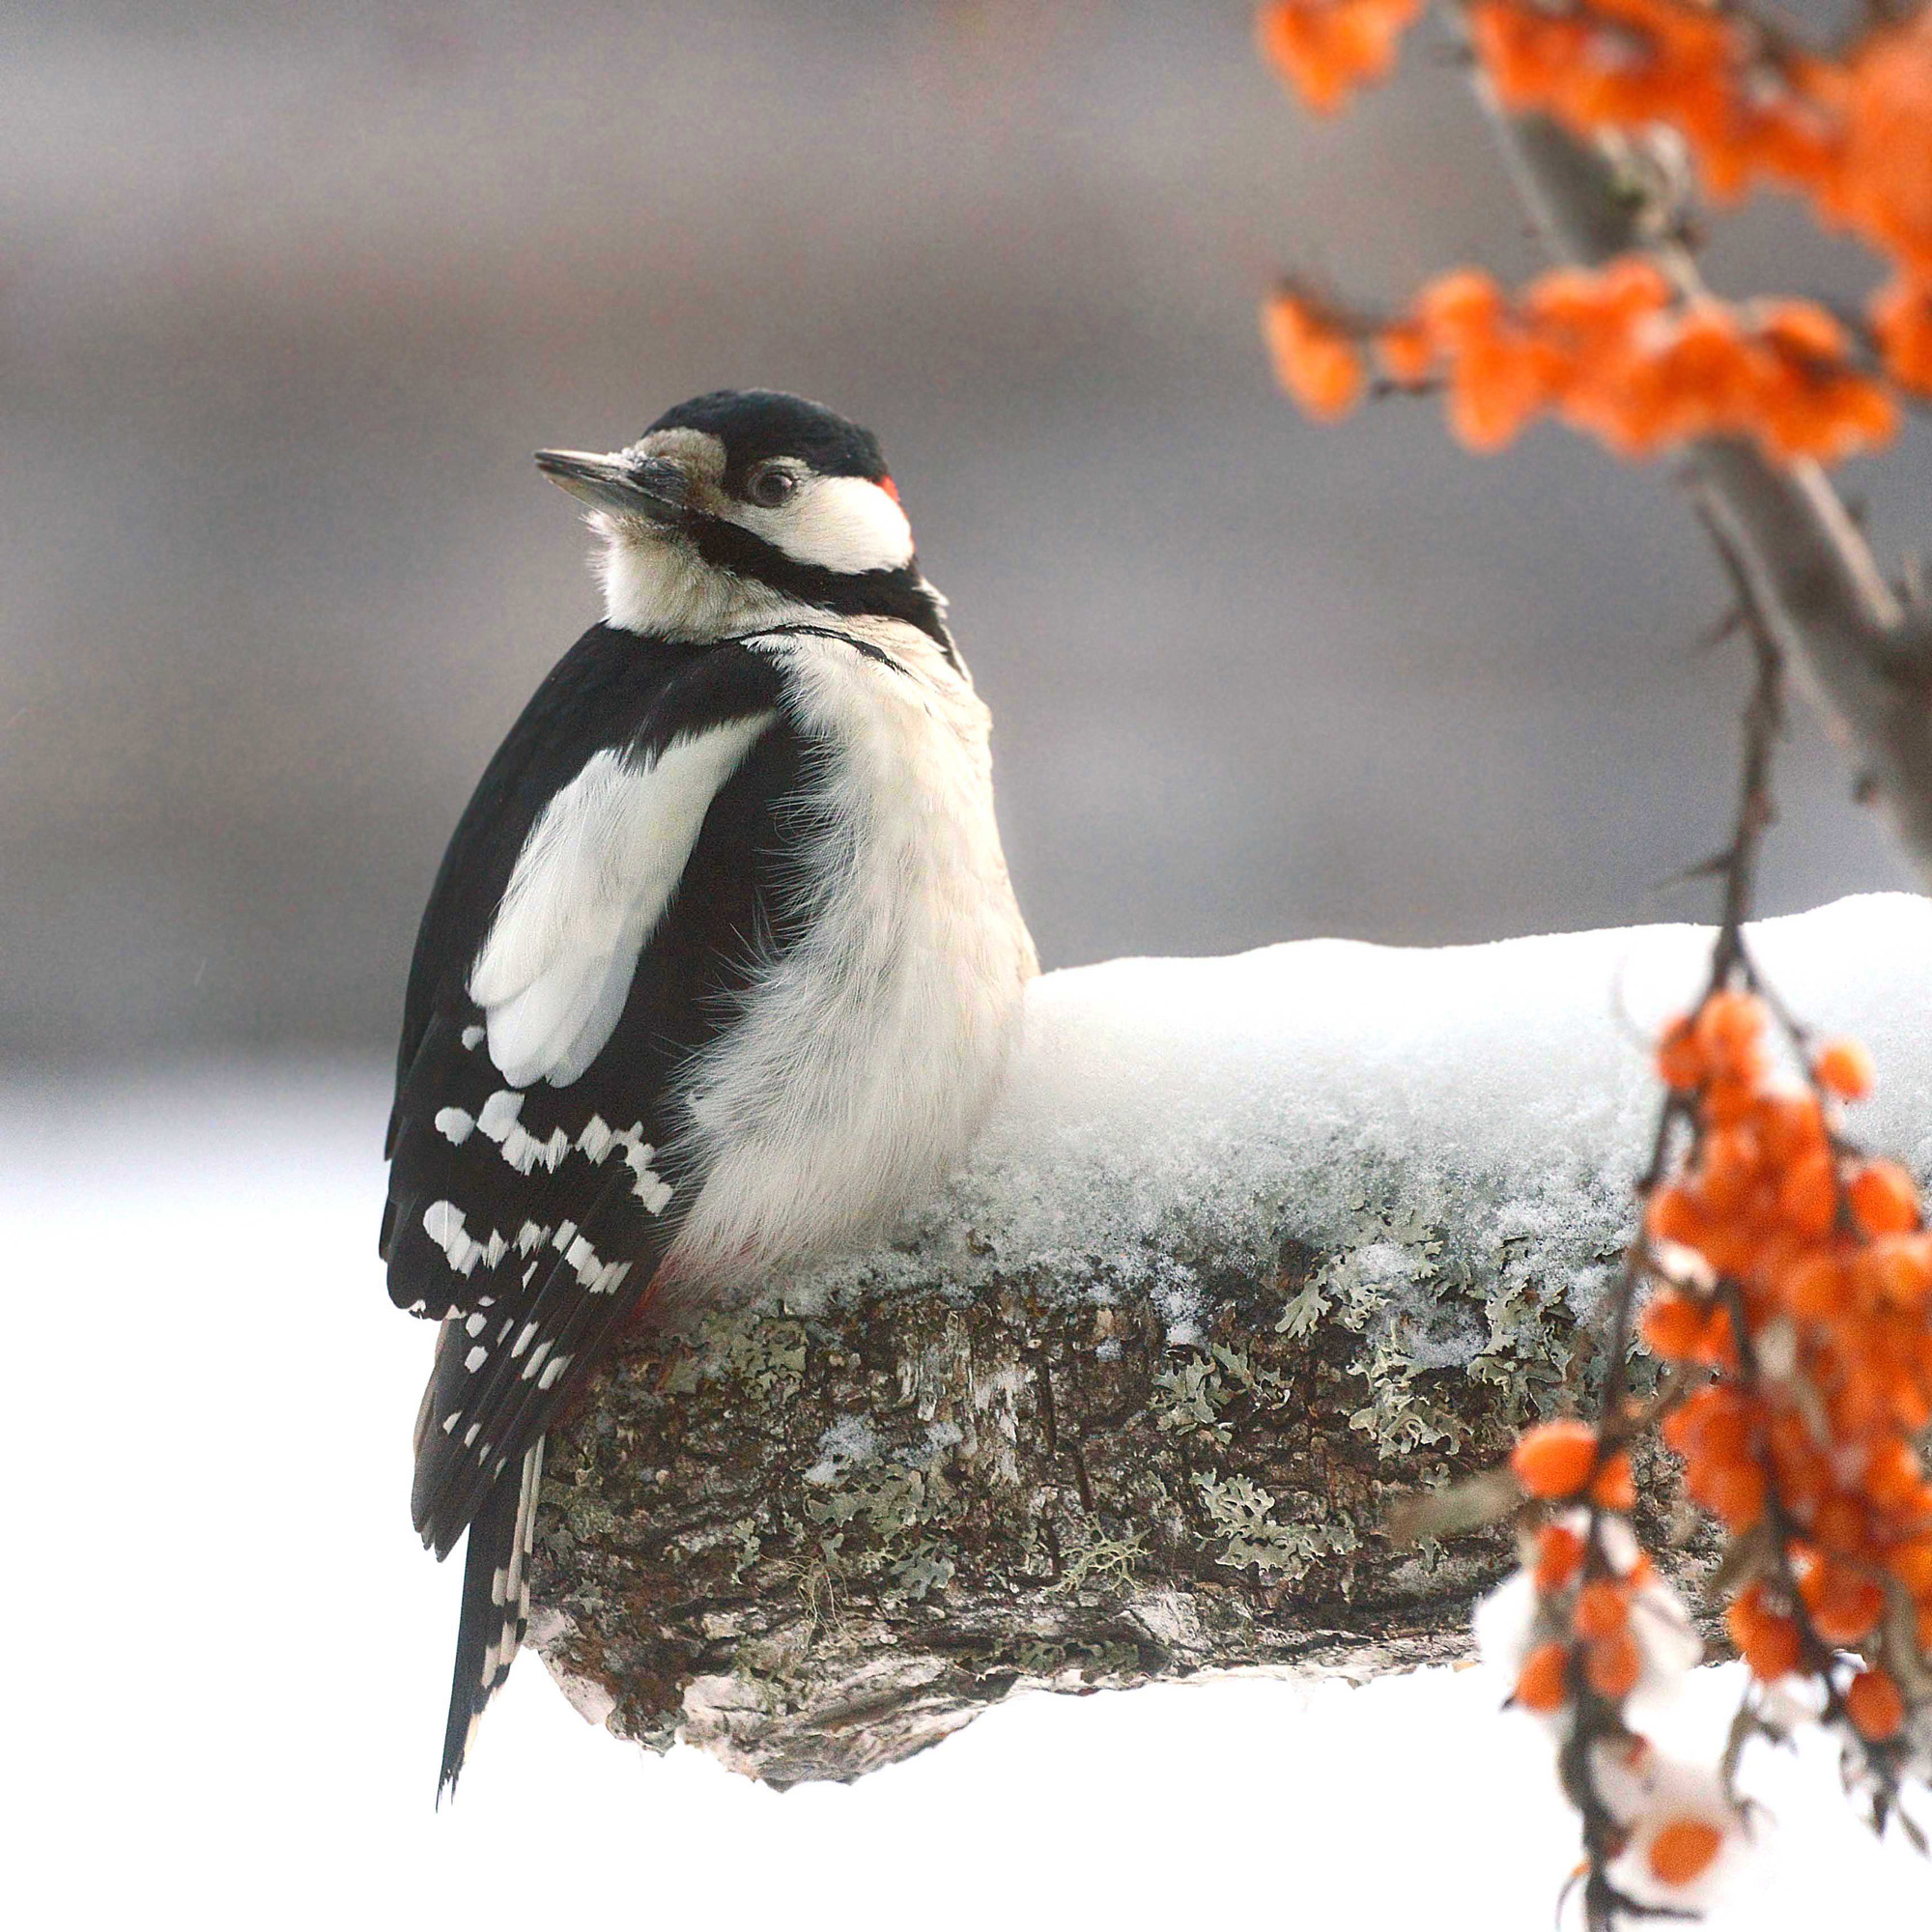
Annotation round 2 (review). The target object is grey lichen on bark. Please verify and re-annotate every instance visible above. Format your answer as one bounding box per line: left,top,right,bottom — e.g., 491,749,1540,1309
528,1215,1583,1790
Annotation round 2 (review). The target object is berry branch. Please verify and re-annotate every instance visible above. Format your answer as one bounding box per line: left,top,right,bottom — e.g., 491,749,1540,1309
1255,0,1932,1916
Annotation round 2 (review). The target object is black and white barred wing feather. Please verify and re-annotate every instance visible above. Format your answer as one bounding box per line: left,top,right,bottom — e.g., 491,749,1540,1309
383,630,799,1793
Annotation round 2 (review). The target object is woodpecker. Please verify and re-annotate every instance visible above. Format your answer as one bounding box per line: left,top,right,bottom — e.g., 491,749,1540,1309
383,389,1037,1796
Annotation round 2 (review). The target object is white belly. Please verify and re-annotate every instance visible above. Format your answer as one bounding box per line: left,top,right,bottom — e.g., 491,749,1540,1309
668,624,1037,1275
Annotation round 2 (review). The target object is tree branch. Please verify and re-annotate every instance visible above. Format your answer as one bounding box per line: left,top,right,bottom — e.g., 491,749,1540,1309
1475,102,1932,883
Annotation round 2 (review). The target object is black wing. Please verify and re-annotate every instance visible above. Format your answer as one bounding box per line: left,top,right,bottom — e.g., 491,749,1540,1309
384,625,813,1549
384,624,823,1793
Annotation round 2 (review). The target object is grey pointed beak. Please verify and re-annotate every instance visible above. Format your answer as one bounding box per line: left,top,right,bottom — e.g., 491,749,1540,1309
534,449,692,523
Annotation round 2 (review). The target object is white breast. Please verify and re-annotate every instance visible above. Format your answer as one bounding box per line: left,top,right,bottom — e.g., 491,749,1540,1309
668,623,1038,1275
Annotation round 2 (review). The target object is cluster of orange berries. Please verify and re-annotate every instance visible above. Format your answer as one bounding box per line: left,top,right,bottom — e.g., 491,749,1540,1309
1498,1432,1727,1891
1512,1442,1657,1712
1636,988,1932,1747
1468,0,1837,201
1256,0,1421,116
1264,261,1900,462
1259,0,1932,407
1468,1,1932,284
1470,0,1932,404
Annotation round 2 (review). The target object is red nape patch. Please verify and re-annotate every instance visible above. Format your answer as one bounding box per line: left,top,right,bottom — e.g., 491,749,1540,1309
878,475,900,503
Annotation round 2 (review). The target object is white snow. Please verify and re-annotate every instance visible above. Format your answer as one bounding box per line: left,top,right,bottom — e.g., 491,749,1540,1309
10,896,1932,1927
781,892,1932,1333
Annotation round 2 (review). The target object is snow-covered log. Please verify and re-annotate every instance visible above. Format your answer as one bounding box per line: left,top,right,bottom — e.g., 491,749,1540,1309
528,895,1932,1787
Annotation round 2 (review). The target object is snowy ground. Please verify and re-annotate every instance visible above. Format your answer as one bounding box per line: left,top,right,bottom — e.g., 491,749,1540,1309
12,915,1931,1926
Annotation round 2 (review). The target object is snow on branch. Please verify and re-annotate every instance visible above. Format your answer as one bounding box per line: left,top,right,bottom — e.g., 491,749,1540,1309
527,898,1932,1786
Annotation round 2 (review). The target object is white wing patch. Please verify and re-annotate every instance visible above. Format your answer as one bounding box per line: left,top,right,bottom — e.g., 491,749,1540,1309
469,714,776,1087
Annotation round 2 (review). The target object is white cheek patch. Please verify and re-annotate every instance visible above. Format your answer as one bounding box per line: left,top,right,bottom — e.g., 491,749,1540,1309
733,475,914,574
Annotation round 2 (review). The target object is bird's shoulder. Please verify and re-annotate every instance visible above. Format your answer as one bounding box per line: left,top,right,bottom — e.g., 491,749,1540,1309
394,623,791,1086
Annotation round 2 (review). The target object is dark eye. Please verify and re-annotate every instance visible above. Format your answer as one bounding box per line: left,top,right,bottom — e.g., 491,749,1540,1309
747,465,797,509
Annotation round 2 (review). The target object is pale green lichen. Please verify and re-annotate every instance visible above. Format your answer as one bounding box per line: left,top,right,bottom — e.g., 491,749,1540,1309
1053,1512,1148,1594
1192,1468,1361,1585
1269,1175,1590,1464
1151,1340,1296,1450
1151,1356,1232,1445
664,1308,809,1400
889,1546,956,1599
801,1460,967,1602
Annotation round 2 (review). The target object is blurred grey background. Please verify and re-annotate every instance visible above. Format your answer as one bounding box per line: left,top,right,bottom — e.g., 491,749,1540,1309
5,0,1925,1065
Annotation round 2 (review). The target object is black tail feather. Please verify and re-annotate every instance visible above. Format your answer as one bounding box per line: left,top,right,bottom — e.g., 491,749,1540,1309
438,1436,544,1802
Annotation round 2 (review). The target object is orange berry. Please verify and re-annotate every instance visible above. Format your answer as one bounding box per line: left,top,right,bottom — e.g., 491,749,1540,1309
1776,1152,1838,1240
1647,1817,1725,1889
1534,1522,1585,1594
1263,293,1365,421
1647,1184,1707,1249
1813,1492,1867,1555
1694,1456,1768,1532
1512,1420,1600,1499
1375,319,1435,385
1886,1535,1932,1595
1869,1236,1932,1311
1781,1251,1849,1320
1873,275,1932,397
1656,1015,1706,1090
1850,1160,1920,1236
1690,1301,1740,1372
1693,989,1767,1072
1256,0,1422,114
1758,1091,1826,1163
1447,333,1548,451
1639,1290,1707,1360
1703,1075,1756,1127
1416,268,1504,348
1813,1037,1875,1099
1699,1125,1761,1214
1591,1451,1636,1512
1801,1559,1886,1645
1846,1667,1906,1741
1596,256,1673,317
1758,299,1847,363
1515,1640,1571,1712
1725,1579,1769,1639
1574,1578,1629,1638
1863,1438,1926,1511
1683,1386,1753,1461
1585,1627,1641,1699
1841,17,1932,277
1736,1606,1803,1680
1890,1375,1932,1435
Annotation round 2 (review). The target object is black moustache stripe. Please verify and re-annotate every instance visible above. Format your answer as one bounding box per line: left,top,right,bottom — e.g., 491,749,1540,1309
689,515,959,665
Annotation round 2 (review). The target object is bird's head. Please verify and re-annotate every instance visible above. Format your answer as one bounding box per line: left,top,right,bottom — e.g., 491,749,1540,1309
537,389,954,660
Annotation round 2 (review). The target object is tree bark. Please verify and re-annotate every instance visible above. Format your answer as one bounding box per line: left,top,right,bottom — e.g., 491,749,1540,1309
527,1236,1581,1788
